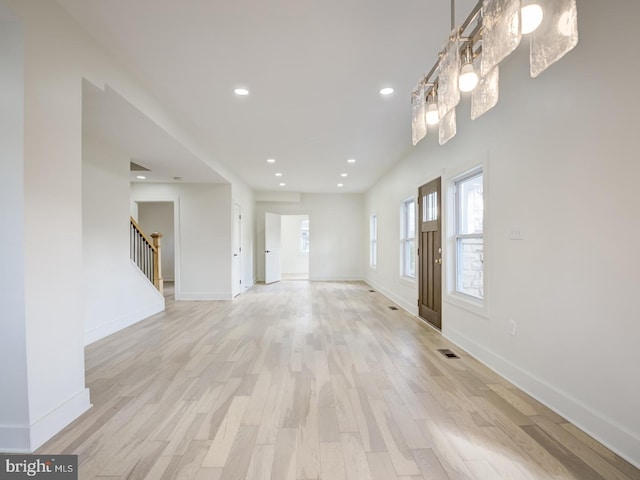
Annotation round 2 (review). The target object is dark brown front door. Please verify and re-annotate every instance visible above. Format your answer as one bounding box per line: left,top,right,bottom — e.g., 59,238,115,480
418,177,442,329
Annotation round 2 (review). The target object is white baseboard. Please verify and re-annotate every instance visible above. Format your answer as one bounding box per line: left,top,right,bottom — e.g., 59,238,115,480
85,301,165,345
444,325,640,469
30,389,92,452
176,292,232,301
309,276,364,282
0,389,91,453
364,279,418,316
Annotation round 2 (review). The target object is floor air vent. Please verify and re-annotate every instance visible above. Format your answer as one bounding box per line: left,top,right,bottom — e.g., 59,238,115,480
388,306,399,311
438,349,460,359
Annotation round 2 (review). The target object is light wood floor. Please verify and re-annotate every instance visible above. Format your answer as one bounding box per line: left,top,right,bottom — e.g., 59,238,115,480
38,281,639,480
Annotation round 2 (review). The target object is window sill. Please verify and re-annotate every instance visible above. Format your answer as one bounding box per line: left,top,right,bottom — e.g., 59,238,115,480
444,292,488,319
399,276,416,286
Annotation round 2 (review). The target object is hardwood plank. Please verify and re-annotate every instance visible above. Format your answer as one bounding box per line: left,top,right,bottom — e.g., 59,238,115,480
271,428,298,480
201,395,250,468
366,451,398,480
296,379,320,480
348,387,386,453
368,398,420,476
219,426,258,480
382,390,430,450
521,424,608,480
331,373,359,433
320,442,348,480
318,406,341,443
560,423,640,480
464,459,502,480
341,432,374,480
245,444,276,480
33,281,639,480
534,417,634,480
412,448,450,480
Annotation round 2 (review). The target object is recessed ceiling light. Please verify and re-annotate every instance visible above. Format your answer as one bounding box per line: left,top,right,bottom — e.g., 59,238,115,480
267,158,276,163
234,88,249,96
340,173,348,177
275,172,283,177
279,183,286,187
347,158,356,164
136,175,146,180
337,183,344,187
380,87,394,95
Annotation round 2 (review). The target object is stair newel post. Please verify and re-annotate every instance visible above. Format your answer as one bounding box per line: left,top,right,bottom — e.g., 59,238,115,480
151,232,163,294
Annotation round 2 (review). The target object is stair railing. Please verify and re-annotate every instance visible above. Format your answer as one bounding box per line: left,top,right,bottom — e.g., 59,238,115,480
129,217,163,293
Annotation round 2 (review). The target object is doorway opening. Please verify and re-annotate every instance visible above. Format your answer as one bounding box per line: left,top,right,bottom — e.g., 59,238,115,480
281,215,309,280
264,213,310,283
137,201,176,301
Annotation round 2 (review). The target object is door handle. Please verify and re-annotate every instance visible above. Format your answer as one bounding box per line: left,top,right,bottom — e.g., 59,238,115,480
233,253,238,257
265,250,271,253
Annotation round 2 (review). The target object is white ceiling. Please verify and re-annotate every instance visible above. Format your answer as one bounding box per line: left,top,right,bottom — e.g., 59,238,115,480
59,0,477,193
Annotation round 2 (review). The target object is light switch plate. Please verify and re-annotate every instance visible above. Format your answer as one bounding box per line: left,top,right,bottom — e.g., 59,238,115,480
510,224,524,240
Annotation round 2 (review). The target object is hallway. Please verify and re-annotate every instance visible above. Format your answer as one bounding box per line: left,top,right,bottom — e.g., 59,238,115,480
38,282,639,479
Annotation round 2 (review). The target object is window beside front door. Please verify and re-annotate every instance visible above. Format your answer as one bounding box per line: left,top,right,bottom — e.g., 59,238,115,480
400,197,416,278
454,168,484,300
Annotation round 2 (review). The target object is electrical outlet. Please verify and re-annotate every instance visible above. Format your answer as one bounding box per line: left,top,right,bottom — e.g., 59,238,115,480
508,319,517,336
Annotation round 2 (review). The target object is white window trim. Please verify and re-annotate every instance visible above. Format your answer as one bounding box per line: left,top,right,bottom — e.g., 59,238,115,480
300,218,309,254
399,197,416,281
444,160,490,319
369,213,377,269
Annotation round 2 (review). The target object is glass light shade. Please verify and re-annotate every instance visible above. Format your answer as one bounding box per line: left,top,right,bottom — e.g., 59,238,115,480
411,83,427,145
471,47,500,120
426,102,440,125
438,30,461,118
530,0,578,78
471,61,499,120
439,108,457,145
459,63,479,92
481,0,522,77
521,4,543,34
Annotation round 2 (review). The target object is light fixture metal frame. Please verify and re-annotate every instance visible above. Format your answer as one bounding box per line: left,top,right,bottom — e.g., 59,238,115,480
419,0,483,111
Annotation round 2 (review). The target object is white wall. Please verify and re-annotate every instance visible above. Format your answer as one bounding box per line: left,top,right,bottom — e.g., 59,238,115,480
82,138,164,345
0,0,256,451
138,202,175,281
0,0,96,452
365,0,640,466
256,194,364,282
131,182,236,300
281,215,309,275
0,11,30,451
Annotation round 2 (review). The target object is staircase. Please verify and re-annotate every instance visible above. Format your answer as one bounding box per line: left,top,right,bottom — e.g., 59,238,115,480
129,217,163,293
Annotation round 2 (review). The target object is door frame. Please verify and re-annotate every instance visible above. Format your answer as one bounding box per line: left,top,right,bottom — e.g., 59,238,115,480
418,177,443,330
232,202,242,297
264,212,282,284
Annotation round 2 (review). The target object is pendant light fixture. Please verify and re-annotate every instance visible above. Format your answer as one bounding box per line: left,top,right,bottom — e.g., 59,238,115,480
410,0,578,147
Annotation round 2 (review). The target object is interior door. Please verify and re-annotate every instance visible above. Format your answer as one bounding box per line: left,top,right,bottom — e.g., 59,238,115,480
232,203,242,297
264,212,282,284
418,178,442,329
